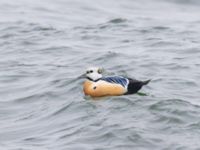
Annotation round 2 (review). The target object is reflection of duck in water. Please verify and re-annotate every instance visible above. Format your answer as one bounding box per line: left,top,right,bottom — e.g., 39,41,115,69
82,67,150,97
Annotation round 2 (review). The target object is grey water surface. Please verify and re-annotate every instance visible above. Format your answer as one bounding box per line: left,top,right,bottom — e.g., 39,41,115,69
1,0,200,149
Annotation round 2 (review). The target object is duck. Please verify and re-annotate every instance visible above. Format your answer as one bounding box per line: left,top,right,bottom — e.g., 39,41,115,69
82,67,150,97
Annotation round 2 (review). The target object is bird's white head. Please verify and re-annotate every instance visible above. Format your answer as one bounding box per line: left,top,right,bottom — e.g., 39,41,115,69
85,67,103,81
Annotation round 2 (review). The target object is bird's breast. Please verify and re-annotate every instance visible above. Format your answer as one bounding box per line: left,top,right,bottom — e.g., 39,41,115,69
83,80,127,97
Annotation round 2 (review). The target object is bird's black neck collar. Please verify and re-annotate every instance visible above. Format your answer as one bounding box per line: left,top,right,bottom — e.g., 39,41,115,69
87,77,100,82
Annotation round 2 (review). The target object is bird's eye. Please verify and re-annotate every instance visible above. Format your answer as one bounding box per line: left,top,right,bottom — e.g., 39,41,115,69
90,70,93,73
86,71,90,74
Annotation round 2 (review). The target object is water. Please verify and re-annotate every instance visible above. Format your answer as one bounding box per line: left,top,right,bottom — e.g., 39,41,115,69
0,0,200,149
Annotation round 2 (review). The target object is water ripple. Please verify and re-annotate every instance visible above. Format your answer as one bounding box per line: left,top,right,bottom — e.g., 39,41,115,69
1,0,200,149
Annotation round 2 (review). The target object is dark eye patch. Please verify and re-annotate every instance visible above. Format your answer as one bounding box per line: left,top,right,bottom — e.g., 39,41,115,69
86,70,93,74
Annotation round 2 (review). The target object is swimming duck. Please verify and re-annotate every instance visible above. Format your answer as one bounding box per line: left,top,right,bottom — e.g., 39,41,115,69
82,67,150,97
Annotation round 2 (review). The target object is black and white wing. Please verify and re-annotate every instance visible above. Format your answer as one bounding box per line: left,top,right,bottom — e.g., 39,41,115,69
100,76,129,88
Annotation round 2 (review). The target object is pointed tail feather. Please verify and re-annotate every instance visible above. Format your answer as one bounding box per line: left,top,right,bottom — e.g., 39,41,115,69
126,79,151,94
142,79,151,85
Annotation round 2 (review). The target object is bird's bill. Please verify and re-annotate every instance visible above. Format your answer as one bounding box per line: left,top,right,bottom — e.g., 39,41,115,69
78,73,86,79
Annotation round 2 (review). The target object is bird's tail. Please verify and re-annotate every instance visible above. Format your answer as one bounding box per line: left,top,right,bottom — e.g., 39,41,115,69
142,79,151,85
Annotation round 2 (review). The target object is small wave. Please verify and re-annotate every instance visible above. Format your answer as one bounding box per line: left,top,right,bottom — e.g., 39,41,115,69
108,18,128,24
149,99,200,125
167,0,200,5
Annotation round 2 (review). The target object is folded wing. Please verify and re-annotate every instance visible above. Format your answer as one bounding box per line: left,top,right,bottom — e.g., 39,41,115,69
101,76,129,88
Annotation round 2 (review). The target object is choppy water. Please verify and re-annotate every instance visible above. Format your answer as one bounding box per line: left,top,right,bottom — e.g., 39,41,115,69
1,0,200,149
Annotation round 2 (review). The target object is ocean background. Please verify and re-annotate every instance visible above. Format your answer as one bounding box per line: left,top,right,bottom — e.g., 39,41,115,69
0,0,200,149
